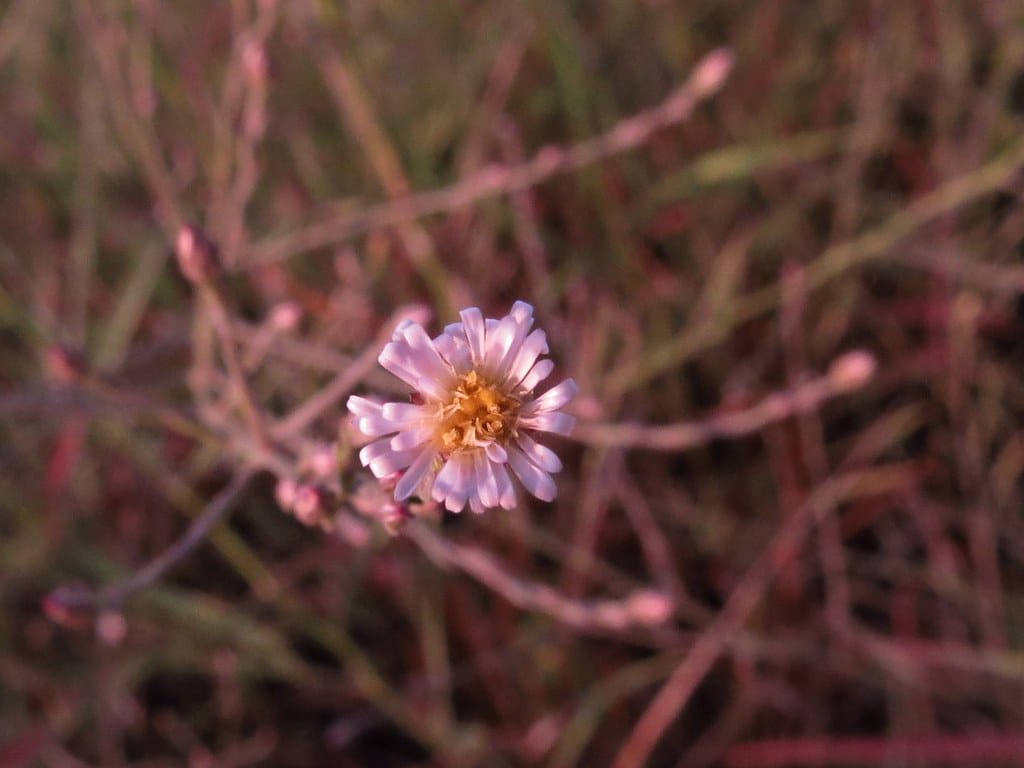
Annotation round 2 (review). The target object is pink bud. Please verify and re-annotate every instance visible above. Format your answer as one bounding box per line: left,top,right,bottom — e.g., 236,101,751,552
691,48,734,96
625,590,674,626
292,485,323,525
269,301,302,331
828,350,877,393
175,225,219,284
96,611,127,646
308,445,337,479
274,478,298,511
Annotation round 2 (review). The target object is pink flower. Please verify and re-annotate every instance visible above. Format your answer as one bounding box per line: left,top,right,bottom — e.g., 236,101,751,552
348,302,576,513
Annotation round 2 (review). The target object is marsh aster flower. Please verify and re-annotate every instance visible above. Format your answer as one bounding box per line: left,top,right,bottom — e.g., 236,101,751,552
347,301,576,513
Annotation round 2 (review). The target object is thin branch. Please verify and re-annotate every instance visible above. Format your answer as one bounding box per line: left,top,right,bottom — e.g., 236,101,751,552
197,282,266,443
271,304,429,438
78,0,185,239
725,733,1024,767
606,133,1024,397
245,48,734,268
574,350,877,451
47,470,255,611
404,521,674,635
609,465,911,768
312,34,457,315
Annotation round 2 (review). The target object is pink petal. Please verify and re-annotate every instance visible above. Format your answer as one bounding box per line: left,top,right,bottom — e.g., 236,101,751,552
503,329,548,388
381,402,431,424
432,453,471,512
347,395,382,417
395,447,438,501
434,331,472,373
510,301,535,323
491,304,535,382
390,318,417,341
459,308,486,366
469,491,486,514
493,461,517,509
357,414,402,437
390,425,433,451
484,442,508,463
521,379,578,415
515,432,563,473
474,450,499,508
507,445,557,502
519,411,575,436
358,437,394,466
518,359,554,393
378,343,450,401
397,323,456,386
368,447,420,478
483,314,519,378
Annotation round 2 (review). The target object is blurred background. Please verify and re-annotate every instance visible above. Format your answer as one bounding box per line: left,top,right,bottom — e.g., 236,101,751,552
3,1,1024,766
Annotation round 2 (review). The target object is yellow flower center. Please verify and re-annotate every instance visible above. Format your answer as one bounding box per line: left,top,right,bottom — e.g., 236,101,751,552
438,370,519,452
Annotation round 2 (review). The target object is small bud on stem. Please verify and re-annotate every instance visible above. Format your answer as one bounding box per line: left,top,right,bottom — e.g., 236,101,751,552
44,345,89,383
176,225,220,285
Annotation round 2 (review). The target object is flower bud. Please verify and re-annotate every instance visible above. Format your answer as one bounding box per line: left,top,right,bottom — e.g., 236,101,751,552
624,590,674,626
827,350,877,394
176,225,220,285
308,444,337,479
44,345,89,383
274,478,298,511
269,301,302,332
691,48,734,96
292,484,332,526
96,610,128,646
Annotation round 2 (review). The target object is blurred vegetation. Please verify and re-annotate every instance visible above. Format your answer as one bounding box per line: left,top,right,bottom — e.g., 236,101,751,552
3,1,1024,766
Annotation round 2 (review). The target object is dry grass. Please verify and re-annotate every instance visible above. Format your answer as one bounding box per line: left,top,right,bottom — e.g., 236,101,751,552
3,2,1024,766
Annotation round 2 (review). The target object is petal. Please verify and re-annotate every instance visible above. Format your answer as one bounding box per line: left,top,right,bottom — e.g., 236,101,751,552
395,447,438,501
357,414,402,437
484,442,508,463
378,343,451,401
483,315,519,379
390,425,434,451
518,359,554,393
368,447,420,478
510,300,534,324
432,453,471,512
522,379,578,415
507,445,557,502
474,450,499,508
515,432,563,473
390,318,416,341
347,395,382,417
397,323,456,385
358,437,394,466
493,461,517,509
381,402,432,424
491,305,536,382
519,411,576,436
434,330,472,373
459,308,486,366
503,329,548,388
468,491,486,514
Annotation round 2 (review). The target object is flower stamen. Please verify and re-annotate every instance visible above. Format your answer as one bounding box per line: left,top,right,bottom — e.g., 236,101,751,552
439,370,519,452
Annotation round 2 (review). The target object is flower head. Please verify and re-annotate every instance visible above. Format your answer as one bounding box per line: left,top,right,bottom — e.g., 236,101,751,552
348,301,576,513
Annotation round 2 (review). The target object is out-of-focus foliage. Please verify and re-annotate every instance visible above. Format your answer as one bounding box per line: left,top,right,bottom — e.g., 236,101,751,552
3,1,1024,765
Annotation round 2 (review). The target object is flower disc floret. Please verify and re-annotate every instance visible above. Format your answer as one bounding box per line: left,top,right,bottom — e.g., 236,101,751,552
439,371,520,452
